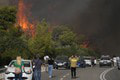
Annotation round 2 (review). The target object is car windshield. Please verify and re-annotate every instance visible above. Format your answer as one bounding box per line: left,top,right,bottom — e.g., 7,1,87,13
56,56,68,61
101,57,110,60
9,61,31,67
84,57,91,60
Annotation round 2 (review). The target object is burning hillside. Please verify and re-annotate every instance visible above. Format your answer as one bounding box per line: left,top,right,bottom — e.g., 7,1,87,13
17,0,35,36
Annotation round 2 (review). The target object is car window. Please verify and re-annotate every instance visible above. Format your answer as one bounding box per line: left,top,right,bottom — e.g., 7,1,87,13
101,57,110,60
9,61,31,67
24,61,31,67
9,61,15,67
84,58,91,60
56,56,68,61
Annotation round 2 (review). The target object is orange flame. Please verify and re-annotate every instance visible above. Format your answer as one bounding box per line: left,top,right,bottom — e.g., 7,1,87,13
82,41,89,48
17,0,35,36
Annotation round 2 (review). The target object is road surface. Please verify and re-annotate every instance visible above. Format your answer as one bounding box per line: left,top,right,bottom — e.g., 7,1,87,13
41,65,120,80
1,65,120,80
106,67,120,80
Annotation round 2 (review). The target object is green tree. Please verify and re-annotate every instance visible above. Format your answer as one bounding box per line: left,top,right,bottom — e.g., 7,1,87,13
52,25,72,41
1,27,29,58
52,26,78,56
28,21,53,57
59,30,76,46
0,6,16,30
0,7,29,66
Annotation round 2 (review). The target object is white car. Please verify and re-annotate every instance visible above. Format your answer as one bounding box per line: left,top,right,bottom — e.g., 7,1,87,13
84,57,92,66
99,55,112,67
4,60,33,80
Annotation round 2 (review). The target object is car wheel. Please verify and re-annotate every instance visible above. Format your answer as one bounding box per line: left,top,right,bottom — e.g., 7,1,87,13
118,67,120,70
110,64,112,67
99,65,102,67
56,67,58,69
53,66,56,69
83,65,86,68
66,66,70,69
32,75,34,80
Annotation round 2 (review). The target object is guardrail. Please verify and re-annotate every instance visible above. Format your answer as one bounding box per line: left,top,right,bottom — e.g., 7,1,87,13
0,68,6,80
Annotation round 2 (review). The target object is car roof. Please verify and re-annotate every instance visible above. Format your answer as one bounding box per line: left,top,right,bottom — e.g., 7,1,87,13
84,56,91,58
11,60,31,62
101,55,110,57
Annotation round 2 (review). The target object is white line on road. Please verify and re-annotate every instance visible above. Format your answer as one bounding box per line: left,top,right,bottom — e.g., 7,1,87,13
100,67,114,80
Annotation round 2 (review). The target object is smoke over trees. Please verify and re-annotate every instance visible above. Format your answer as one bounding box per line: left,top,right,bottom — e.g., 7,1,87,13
1,0,120,56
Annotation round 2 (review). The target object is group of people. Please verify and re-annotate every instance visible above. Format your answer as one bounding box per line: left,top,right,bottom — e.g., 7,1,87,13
13,54,79,80
33,54,54,80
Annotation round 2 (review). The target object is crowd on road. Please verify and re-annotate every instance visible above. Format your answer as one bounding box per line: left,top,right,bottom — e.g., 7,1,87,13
4,54,80,80
3,54,120,80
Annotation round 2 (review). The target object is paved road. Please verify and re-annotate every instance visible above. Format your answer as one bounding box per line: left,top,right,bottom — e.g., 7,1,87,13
41,65,118,80
2,66,120,80
106,67,120,80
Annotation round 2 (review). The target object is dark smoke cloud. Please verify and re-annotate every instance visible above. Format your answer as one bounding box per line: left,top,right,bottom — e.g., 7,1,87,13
2,0,120,56
0,0,10,6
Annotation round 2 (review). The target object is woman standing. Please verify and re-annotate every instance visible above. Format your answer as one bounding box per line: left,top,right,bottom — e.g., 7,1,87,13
48,57,54,78
69,55,79,79
14,56,24,80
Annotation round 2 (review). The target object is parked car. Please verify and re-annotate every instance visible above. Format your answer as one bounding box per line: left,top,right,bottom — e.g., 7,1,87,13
84,56,92,67
54,55,70,69
117,59,120,70
99,55,112,67
77,57,86,68
4,60,33,80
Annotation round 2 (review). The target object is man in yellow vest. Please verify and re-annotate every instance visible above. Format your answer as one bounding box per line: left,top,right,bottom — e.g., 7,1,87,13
69,55,79,78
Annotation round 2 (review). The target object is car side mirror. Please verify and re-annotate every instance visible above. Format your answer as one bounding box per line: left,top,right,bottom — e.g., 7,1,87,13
4,65,8,68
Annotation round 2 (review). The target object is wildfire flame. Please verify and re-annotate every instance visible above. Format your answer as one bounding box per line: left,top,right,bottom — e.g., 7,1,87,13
17,0,35,36
82,41,89,48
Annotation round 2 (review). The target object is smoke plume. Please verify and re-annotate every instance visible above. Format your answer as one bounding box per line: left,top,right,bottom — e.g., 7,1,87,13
1,0,120,56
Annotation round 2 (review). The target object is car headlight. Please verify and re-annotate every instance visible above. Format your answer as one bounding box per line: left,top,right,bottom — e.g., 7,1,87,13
25,69,32,74
55,62,57,64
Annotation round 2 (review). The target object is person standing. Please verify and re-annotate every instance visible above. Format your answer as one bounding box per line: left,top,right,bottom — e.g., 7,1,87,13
69,55,79,79
48,57,54,78
33,54,42,80
91,57,95,67
14,56,24,80
44,55,49,72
